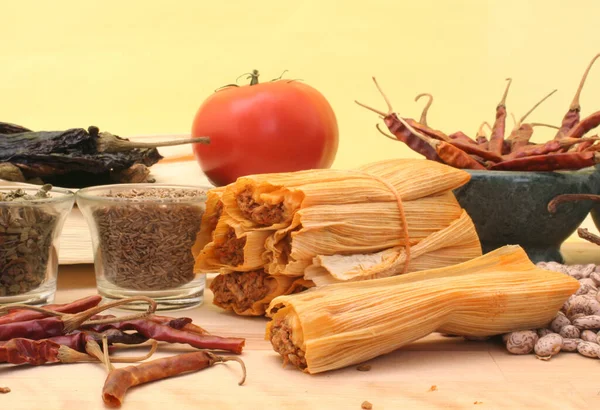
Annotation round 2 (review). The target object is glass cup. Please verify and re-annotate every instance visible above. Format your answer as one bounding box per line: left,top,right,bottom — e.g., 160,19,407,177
76,184,209,311
0,186,75,306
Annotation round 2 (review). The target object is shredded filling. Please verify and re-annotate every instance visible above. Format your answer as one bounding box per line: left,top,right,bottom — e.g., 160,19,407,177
210,270,270,312
214,228,246,266
237,188,285,226
208,201,224,232
269,317,307,370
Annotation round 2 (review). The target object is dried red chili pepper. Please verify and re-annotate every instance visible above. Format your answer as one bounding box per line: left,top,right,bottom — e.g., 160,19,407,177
555,53,600,140
564,111,600,140
490,151,598,171
0,296,156,342
38,329,148,352
506,137,596,159
357,78,484,168
149,315,210,335
0,333,155,366
102,351,246,408
0,338,89,365
83,318,244,354
488,78,512,155
0,295,102,325
394,116,486,169
547,193,600,213
408,119,452,143
449,131,478,145
448,139,502,162
358,104,441,161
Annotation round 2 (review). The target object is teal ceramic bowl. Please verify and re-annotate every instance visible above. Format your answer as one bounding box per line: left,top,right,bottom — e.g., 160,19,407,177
453,165,600,263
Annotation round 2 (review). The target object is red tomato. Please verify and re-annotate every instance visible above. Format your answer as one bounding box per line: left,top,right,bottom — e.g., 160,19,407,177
191,72,339,186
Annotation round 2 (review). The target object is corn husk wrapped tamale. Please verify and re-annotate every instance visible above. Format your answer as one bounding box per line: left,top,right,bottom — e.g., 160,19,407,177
303,209,481,285
219,159,471,230
210,269,313,316
195,212,274,272
265,246,580,374
196,159,481,281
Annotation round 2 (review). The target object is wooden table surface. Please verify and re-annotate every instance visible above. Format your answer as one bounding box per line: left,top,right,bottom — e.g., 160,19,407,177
3,242,600,410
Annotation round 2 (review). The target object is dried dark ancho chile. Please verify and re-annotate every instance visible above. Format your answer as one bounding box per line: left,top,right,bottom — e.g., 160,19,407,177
0,124,162,188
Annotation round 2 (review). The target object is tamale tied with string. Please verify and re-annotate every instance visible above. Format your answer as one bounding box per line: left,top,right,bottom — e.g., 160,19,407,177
195,158,483,315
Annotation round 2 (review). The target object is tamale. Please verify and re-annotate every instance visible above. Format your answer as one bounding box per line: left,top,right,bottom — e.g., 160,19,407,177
265,246,580,374
303,210,480,284
220,158,471,230
195,212,273,272
261,192,466,277
210,270,313,316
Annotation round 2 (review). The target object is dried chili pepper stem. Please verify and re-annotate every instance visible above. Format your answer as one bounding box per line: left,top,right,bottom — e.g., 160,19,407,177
375,124,401,142
95,130,210,154
547,194,600,214
415,93,433,126
476,121,491,145
530,123,560,130
108,340,159,362
216,355,247,386
488,78,513,155
514,89,557,129
57,345,96,364
555,53,600,139
478,121,492,136
566,54,600,112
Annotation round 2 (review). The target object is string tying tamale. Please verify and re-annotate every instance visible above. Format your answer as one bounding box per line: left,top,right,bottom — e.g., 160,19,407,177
265,246,580,374
210,270,313,316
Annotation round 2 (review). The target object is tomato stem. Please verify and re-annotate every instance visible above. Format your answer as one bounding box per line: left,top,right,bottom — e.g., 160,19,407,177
236,70,260,85
249,69,260,85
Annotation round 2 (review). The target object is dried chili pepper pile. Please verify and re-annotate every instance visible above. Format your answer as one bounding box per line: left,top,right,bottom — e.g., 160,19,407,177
357,53,600,172
0,295,246,407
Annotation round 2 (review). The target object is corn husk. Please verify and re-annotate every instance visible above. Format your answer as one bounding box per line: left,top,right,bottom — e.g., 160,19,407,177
210,270,313,316
192,187,224,258
265,246,580,374
195,212,273,272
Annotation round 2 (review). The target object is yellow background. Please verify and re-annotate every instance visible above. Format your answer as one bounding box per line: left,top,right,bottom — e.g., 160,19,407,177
1,0,599,171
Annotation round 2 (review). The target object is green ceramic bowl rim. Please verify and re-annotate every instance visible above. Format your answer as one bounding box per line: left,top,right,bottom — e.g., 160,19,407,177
463,165,600,177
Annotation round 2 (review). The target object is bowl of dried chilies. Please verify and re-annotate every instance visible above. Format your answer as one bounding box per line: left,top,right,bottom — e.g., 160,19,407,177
356,53,600,263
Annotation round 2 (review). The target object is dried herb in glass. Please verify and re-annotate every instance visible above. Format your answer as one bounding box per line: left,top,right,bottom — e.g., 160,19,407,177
0,185,59,296
91,188,205,291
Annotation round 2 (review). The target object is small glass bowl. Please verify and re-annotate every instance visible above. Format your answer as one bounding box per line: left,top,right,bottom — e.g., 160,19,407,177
76,184,210,311
0,186,75,306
